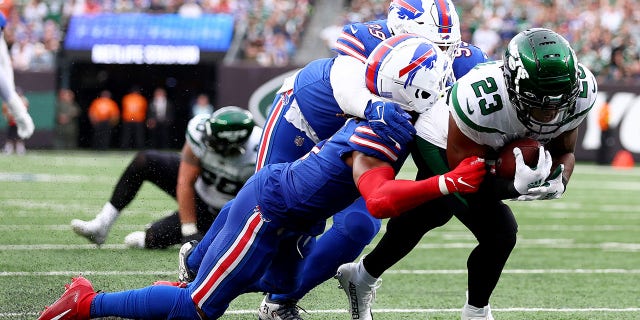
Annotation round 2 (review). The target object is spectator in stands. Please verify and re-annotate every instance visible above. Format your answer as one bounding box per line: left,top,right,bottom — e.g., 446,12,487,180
88,90,119,150
2,90,28,155
146,87,174,149
120,86,147,149
54,88,81,149
191,93,213,117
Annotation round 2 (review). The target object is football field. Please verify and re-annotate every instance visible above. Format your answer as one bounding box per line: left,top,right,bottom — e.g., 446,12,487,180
1,151,639,320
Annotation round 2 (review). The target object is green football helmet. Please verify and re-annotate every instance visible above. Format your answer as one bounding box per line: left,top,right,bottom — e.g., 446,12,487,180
203,106,254,155
503,28,579,134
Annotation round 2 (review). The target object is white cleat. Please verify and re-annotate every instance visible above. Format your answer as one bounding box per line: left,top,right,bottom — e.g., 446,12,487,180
257,296,304,320
461,302,495,320
178,240,198,283
335,262,381,320
70,219,108,246
124,231,146,248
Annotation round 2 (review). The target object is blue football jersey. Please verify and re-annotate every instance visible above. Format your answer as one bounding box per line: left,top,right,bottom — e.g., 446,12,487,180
255,119,409,236
291,58,346,140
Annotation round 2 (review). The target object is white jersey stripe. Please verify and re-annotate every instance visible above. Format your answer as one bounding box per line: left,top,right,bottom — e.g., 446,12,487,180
256,91,288,171
349,135,398,162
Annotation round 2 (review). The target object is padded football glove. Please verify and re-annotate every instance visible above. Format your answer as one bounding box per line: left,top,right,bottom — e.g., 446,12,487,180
516,164,565,201
364,100,416,146
513,146,552,195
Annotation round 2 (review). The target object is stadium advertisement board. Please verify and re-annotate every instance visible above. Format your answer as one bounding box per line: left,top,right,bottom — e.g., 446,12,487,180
63,13,234,64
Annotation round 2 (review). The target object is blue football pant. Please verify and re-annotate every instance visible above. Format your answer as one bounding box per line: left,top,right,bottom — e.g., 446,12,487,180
93,179,313,319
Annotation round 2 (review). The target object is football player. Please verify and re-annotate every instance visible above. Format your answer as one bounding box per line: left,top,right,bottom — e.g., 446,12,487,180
38,35,487,320
256,0,489,318
337,28,598,320
0,12,34,139
70,106,261,249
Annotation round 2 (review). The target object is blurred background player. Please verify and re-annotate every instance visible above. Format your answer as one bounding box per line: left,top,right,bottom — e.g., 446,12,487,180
0,12,34,141
38,35,487,320
2,89,28,154
336,28,598,320
71,106,261,249
256,1,489,319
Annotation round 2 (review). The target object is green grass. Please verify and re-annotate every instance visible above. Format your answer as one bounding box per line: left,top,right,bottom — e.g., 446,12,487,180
1,151,639,319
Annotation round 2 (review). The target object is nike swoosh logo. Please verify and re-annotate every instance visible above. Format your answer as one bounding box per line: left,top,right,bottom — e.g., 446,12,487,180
350,25,358,34
51,309,72,320
466,102,474,114
457,177,474,188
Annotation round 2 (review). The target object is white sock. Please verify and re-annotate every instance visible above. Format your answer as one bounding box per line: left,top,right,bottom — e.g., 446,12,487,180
356,260,378,285
463,302,489,316
95,202,119,227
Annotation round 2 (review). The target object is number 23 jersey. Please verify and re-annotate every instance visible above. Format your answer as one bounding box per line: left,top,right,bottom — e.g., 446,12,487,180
416,61,598,150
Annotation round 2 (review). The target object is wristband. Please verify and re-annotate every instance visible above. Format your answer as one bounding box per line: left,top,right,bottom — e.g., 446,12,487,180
438,175,449,195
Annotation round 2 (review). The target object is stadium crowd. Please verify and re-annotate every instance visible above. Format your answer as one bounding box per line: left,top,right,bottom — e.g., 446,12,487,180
1,0,639,81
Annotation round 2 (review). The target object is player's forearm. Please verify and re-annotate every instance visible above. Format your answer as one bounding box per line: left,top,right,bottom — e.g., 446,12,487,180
357,166,446,219
177,186,197,224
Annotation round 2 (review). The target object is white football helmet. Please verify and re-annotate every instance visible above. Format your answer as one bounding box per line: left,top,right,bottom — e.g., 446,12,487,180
366,34,450,114
387,0,462,59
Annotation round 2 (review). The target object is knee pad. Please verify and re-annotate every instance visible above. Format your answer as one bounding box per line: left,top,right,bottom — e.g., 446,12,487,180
333,208,381,245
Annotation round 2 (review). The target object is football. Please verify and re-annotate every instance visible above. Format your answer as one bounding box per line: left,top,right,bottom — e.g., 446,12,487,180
495,138,542,179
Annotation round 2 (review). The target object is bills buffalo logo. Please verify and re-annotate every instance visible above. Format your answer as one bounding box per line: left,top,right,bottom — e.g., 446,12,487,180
398,44,437,88
391,0,425,19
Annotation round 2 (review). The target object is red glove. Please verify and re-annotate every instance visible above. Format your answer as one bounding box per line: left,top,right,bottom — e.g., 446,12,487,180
438,156,486,195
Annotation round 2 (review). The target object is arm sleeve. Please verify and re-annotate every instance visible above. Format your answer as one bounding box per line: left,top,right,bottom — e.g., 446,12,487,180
357,166,446,219
330,55,381,119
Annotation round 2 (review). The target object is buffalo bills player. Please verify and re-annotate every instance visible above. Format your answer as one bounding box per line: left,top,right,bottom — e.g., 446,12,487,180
254,1,490,318
0,13,34,139
38,35,487,320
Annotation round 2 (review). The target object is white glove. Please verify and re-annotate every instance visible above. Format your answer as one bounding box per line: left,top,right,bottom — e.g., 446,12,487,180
516,165,565,201
15,112,34,139
512,146,552,195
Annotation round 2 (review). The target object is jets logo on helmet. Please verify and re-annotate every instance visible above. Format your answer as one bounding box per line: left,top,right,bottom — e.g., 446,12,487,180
366,34,450,114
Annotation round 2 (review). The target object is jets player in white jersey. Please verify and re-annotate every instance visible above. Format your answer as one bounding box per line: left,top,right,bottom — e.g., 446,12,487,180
337,28,598,320
71,106,262,249
0,13,34,139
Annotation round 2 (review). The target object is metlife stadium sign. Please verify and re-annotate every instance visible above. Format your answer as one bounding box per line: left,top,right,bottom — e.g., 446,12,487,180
63,13,234,64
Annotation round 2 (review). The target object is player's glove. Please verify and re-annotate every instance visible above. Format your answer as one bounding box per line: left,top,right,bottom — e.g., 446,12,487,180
15,112,35,139
438,156,486,195
516,164,565,201
364,100,416,146
512,146,552,195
